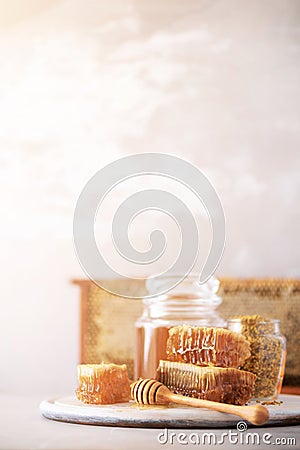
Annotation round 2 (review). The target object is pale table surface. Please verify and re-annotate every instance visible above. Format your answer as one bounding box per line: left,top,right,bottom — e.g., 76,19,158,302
1,393,300,450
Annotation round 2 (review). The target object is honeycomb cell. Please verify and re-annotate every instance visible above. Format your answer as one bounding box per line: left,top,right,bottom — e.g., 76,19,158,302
157,360,256,405
76,363,130,404
166,325,251,368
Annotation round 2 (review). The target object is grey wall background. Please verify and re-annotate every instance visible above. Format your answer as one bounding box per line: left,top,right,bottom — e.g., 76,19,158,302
0,0,299,394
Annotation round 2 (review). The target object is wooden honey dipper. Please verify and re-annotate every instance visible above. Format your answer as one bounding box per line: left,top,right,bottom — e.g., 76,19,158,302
131,378,269,426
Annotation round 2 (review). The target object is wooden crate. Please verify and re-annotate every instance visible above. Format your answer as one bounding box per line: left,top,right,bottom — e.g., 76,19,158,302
73,278,300,389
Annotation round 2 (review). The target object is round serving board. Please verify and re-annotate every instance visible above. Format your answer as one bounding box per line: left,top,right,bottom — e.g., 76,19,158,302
40,394,300,428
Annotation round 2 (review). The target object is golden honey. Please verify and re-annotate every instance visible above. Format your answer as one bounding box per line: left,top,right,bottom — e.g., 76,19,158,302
135,276,225,379
156,360,256,405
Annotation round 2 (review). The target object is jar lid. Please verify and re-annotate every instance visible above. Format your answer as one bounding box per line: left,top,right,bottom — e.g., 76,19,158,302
146,274,220,298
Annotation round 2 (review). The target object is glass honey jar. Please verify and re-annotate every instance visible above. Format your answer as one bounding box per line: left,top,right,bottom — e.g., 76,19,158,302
227,316,286,400
134,275,225,379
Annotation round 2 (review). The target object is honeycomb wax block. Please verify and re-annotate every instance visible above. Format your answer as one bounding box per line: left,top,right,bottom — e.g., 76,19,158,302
157,360,256,406
166,325,251,368
76,363,130,404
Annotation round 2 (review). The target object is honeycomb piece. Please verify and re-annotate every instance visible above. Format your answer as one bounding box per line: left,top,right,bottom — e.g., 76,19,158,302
157,360,256,405
76,363,130,404
166,325,250,368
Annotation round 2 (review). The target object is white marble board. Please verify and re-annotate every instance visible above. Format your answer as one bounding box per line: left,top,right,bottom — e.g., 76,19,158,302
40,394,300,429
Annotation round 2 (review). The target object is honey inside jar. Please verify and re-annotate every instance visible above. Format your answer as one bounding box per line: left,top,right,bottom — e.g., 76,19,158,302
134,276,225,379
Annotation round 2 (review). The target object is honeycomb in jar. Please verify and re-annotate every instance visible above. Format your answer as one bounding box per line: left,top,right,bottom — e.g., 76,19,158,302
166,325,251,368
76,363,130,404
156,360,256,405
